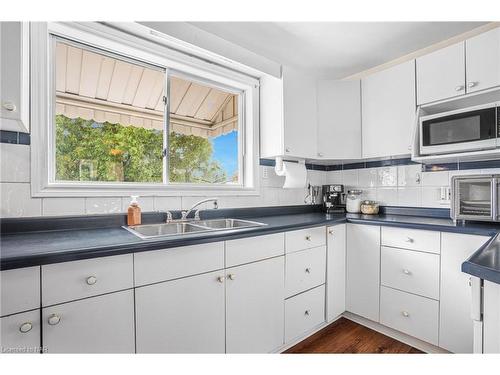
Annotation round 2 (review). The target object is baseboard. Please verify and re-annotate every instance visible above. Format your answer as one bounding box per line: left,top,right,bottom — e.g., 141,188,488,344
342,311,450,354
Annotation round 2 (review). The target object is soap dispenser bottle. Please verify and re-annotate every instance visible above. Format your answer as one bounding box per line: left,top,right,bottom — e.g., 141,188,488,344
127,195,142,226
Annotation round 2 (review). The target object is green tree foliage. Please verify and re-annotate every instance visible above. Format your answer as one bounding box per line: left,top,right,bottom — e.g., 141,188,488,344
55,115,227,184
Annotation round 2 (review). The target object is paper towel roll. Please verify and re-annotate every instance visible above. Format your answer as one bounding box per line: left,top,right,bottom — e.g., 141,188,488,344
275,159,307,189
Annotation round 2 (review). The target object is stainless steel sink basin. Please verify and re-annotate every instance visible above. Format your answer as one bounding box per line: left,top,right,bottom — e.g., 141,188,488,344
123,218,266,239
196,218,266,230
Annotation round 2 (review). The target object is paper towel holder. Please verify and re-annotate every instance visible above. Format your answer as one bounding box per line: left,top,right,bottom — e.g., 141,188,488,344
274,156,305,175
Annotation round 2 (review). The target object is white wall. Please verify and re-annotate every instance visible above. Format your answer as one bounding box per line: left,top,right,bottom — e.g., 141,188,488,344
0,143,315,218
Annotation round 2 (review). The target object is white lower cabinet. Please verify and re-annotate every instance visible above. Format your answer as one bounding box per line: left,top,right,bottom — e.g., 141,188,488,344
439,232,490,353
42,290,135,353
0,310,40,353
135,270,225,353
380,286,439,345
285,246,326,298
285,285,325,343
483,280,500,353
327,224,346,321
346,224,381,322
226,256,285,353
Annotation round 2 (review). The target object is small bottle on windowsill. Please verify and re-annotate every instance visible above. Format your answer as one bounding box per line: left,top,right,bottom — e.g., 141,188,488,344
127,195,142,226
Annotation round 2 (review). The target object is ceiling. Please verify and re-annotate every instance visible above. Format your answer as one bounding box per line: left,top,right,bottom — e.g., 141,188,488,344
189,22,488,79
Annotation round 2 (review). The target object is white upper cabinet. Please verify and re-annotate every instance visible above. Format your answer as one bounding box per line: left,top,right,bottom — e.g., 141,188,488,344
317,80,361,159
362,60,416,159
0,22,30,132
466,28,500,94
260,66,317,159
416,42,465,105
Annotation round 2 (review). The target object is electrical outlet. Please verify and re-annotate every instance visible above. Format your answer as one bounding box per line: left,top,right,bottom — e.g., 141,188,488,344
262,167,269,179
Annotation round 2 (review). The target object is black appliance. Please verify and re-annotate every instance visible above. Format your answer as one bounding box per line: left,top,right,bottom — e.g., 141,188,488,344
322,184,346,213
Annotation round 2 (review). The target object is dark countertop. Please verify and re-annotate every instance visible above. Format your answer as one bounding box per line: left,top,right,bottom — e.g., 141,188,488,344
462,233,500,285
3,208,500,273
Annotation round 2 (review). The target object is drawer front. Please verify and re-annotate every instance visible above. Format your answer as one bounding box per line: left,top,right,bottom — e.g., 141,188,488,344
42,254,133,307
1,266,40,317
381,246,440,300
285,285,325,343
381,227,440,254
226,233,284,267
134,242,224,287
380,286,439,345
285,226,326,254
285,246,326,297
0,310,41,353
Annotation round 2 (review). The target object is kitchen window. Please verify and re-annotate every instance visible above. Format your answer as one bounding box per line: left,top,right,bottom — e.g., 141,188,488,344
31,22,258,197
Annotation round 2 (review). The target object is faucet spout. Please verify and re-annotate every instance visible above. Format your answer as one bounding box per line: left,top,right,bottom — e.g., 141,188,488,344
182,198,218,220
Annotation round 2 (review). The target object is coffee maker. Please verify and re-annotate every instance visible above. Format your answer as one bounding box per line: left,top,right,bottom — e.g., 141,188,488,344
322,184,346,213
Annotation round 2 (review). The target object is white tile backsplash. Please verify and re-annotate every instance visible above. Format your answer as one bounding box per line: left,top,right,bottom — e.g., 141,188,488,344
153,196,182,211
0,144,30,183
377,187,398,206
398,165,421,187
85,197,123,214
421,170,450,186
358,168,378,188
326,170,342,184
421,187,450,208
397,187,422,207
307,170,326,186
0,183,42,217
377,167,398,187
342,169,359,187
42,198,85,216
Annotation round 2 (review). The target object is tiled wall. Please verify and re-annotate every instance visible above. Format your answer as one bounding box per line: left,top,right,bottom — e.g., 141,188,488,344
0,142,313,218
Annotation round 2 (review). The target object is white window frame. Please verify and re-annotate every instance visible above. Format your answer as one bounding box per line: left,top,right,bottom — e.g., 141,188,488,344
30,22,260,197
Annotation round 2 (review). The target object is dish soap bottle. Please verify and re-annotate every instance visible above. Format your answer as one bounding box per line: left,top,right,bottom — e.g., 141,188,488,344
127,195,141,226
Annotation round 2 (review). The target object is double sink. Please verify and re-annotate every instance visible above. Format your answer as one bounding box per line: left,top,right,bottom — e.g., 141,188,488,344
124,218,267,240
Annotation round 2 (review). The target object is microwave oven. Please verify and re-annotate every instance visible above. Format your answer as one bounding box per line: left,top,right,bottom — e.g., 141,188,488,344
451,174,500,222
419,102,500,156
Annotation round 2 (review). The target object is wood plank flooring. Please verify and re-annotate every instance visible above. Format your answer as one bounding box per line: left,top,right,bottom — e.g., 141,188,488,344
284,317,424,354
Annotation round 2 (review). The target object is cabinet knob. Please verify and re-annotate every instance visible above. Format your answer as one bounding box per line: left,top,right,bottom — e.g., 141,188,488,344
328,229,334,235
228,273,236,280
86,276,97,285
405,237,414,243
455,85,465,92
402,269,411,275
217,276,225,283
48,314,61,325
304,310,310,316
402,311,410,318
305,267,311,274
317,152,324,157
467,81,478,88
305,235,312,241
2,101,16,112
468,277,472,287
285,147,290,153
19,322,33,333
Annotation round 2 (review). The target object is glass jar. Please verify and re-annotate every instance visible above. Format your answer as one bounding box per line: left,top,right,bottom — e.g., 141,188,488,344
346,190,363,213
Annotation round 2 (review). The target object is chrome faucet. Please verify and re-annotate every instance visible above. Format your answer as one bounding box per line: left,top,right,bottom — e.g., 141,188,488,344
157,210,174,223
181,198,218,221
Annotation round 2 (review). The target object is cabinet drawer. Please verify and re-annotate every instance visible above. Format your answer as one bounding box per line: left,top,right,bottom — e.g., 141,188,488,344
285,246,326,297
134,242,224,287
381,246,440,300
42,254,133,306
285,226,326,254
226,233,284,267
381,227,440,254
380,286,439,345
285,285,325,343
1,266,40,317
0,310,40,353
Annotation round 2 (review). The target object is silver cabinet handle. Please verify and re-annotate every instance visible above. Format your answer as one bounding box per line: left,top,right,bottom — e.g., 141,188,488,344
48,314,61,325
86,276,97,285
405,237,414,243
2,102,16,112
305,268,311,274
227,273,236,280
402,269,411,275
304,310,310,316
402,311,410,318
19,322,33,333
217,276,225,283
455,85,465,92
305,235,312,241
467,81,478,88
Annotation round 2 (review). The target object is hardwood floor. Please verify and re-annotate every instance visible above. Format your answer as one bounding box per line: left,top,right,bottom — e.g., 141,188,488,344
284,317,424,354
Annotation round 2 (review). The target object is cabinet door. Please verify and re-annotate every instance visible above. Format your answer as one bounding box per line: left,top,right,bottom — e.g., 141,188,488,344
0,22,29,132
1,310,40,353
484,280,500,353
226,256,285,353
42,290,135,353
466,28,500,94
317,80,361,159
326,224,346,321
440,232,490,353
362,60,416,158
282,66,317,159
416,42,465,104
135,270,225,353
346,224,381,322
